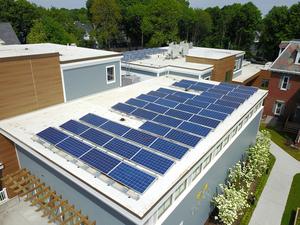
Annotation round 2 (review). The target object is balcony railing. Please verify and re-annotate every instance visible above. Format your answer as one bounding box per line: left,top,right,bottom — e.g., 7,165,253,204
0,188,8,205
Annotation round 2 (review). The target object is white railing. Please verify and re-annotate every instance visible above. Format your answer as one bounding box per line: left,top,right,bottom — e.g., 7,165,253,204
0,188,8,205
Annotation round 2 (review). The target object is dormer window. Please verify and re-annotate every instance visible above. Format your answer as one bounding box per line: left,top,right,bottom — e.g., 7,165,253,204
295,50,300,64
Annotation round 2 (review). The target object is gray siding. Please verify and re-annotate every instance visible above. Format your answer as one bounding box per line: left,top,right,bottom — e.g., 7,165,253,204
63,61,121,101
162,110,262,225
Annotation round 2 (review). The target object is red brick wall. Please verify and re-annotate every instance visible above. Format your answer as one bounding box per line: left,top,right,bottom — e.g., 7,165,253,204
264,72,300,118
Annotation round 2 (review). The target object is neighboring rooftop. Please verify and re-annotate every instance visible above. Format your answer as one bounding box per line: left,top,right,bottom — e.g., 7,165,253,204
186,47,244,60
0,22,20,45
232,62,266,84
0,43,122,63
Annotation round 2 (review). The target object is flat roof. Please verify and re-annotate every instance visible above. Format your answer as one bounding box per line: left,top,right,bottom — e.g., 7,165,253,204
0,75,266,221
0,43,121,63
232,62,264,83
187,47,244,60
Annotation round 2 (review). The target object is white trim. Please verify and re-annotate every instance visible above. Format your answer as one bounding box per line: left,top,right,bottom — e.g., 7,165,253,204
274,101,285,116
295,51,300,65
61,56,122,70
119,62,122,87
270,43,291,69
106,65,116,84
60,68,67,102
0,188,8,205
280,75,290,91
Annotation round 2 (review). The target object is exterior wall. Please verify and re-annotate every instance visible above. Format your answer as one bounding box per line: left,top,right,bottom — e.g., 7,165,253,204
63,61,121,101
248,69,271,88
169,71,199,79
16,145,136,225
0,134,19,198
263,72,300,118
162,110,261,225
122,67,158,77
0,55,64,120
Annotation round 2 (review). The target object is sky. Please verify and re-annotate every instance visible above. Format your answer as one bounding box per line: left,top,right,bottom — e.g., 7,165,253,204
28,0,300,15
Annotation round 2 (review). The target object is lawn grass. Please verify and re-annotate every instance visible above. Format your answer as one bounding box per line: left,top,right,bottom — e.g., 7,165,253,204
281,174,300,225
260,124,300,161
239,153,276,225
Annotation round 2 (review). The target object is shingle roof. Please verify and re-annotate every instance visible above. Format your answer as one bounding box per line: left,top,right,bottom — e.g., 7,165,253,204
0,22,20,45
271,41,300,75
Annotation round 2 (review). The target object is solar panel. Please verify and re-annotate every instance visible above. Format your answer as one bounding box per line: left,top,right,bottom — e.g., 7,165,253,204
193,95,216,103
147,91,168,98
109,163,155,193
179,79,198,85
189,84,209,92
154,98,178,108
173,81,191,89
199,109,228,121
144,103,169,114
80,128,113,146
80,113,108,127
218,82,238,88
112,103,137,114
208,88,229,95
221,95,245,103
185,99,210,108
213,85,234,91
189,115,220,128
165,129,201,147
80,149,120,174
131,108,158,120
227,92,249,100
104,138,141,159
56,137,93,158
132,149,174,174
165,94,186,103
136,94,158,102
157,88,176,94
165,109,193,120
126,98,148,107
37,127,68,145
201,91,224,99
150,138,188,159
60,120,89,135
208,104,235,114
175,103,202,114
139,121,171,136
153,115,182,128
100,121,131,136
173,91,195,99
123,129,157,146
178,122,211,137
215,99,240,109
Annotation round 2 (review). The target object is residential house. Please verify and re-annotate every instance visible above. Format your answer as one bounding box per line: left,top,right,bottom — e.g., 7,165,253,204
0,22,20,45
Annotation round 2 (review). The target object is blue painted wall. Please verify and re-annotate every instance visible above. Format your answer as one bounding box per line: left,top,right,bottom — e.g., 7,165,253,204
63,61,121,101
162,110,262,225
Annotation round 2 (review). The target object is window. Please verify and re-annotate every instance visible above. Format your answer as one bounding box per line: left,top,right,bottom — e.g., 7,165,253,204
192,164,202,181
202,154,211,169
295,51,300,64
261,79,269,89
280,76,289,90
234,59,241,71
158,196,172,218
225,71,232,82
274,101,285,116
106,66,115,83
174,180,187,200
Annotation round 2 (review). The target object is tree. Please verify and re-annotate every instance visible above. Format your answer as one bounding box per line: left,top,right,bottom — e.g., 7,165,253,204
190,9,212,45
89,0,121,48
287,3,300,39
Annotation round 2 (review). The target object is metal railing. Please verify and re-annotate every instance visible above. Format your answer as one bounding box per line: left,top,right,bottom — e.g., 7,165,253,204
0,188,8,205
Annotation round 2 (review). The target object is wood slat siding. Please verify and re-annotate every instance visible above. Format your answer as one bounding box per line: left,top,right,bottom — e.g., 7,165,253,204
186,55,235,82
0,134,19,198
0,55,64,120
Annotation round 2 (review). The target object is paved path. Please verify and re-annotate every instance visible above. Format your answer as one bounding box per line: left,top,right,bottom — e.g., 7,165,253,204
249,142,300,225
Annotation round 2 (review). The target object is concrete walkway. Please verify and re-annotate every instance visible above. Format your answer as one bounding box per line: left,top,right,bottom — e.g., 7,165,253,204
249,142,300,225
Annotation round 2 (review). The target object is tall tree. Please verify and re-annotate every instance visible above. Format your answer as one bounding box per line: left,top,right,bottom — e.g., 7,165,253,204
287,3,300,39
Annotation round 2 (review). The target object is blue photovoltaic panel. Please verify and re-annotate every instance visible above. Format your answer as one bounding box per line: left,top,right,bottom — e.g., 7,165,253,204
104,138,140,159
140,121,171,136
173,81,191,89
150,138,188,159
208,88,229,95
80,128,113,146
208,104,235,114
147,91,168,98
80,113,108,127
180,79,198,85
165,94,186,103
100,121,131,136
112,103,136,114
218,82,238,88
227,92,249,100
185,99,210,108
80,149,120,174
221,95,245,104
165,109,193,120
154,98,178,108
56,137,92,158
165,129,201,147
131,108,158,120
136,94,158,102
237,85,257,93
37,127,68,145
175,103,202,114
173,91,195,99
199,109,228,121
193,95,216,103
234,88,255,95
189,84,209,92
124,129,157,146
153,115,182,127
60,120,89,135
215,99,240,109
201,91,224,99
189,115,220,128
144,103,169,114
178,122,211,137
126,98,148,107
109,163,155,193
132,149,174,174
214,85,235,91
157,88,176,94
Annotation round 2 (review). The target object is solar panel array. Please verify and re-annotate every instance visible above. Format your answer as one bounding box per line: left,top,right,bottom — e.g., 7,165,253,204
122,48,167,62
